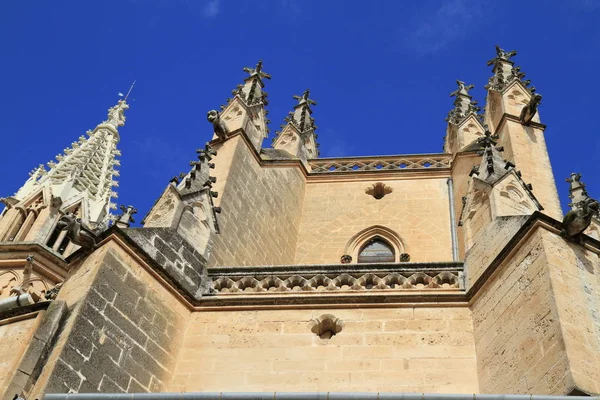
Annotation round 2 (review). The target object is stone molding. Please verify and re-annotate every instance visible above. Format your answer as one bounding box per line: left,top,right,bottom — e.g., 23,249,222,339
209,262,463,294
308,154,452,174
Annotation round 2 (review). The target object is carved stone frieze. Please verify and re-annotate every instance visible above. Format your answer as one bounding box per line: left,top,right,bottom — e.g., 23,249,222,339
309,155,452,174
210,263,463,294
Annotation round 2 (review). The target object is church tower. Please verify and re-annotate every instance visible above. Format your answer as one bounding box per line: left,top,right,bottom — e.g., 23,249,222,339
0,99,128,256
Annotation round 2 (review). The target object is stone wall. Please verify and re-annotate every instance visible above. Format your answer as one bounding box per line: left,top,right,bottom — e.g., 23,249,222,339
171,306,478,393
33,242,190,395
0,315,37,396
543,232,600,394
463,215,528,289
471,229,570,394
295,177,453,264
209,137,306,267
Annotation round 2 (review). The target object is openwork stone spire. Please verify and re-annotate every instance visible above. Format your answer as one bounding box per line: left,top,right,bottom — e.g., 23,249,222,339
228,59,271,107
446,80,481,125
15,99,127,224
485,45,536,94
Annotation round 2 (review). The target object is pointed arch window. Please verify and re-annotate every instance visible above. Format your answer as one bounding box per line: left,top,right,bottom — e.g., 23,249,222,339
358,237,395,263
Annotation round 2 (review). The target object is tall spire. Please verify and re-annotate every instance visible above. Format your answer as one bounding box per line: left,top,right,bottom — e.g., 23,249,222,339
15,99,128,225
485,45,536,94
272,89,319,159
229,59,271,107
446,80,481,125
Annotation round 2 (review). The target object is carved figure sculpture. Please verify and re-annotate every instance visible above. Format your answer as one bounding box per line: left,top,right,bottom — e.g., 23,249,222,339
519,94,542,125
115,205,138,228
207,110,229,141
45,282,63,300
561,197,599,238
340,255,352,264
56,213,97,249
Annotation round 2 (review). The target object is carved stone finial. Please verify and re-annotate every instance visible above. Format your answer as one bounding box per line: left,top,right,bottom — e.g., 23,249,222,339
105,99,129,128
340,255,352,264
449,80,474,97
243,59,272,81
115,205,138,228
293,89,317,107
207,110,229,141
486,45,517,66
519,94,542,125
446,80,480,125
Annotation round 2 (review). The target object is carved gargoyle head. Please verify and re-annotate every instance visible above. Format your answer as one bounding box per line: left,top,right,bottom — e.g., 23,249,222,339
207,110,220,123
56,213,78,231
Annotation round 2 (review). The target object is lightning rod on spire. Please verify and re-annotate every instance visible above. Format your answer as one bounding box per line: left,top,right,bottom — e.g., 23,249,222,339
124,80,136,102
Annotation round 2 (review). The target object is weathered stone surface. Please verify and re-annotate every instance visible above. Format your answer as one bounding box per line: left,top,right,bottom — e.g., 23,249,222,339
43,248,189,394
122,227,210,299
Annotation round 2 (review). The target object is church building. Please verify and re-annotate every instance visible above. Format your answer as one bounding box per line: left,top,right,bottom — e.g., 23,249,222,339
0,46,599,399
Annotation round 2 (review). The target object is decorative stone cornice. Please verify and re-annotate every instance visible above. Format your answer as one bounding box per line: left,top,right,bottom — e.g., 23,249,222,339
309,154,452,174
210,262,463,294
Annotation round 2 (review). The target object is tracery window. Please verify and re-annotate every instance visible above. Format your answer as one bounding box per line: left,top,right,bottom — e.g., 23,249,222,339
357,237,395,263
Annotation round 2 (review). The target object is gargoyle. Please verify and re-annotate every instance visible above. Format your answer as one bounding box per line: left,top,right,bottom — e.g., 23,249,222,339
207,110,229,141
519,93,542,125
561,197,599,238
56,213,97,249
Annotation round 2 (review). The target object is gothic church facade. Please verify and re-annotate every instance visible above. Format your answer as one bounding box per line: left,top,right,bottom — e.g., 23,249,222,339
0,47,599,398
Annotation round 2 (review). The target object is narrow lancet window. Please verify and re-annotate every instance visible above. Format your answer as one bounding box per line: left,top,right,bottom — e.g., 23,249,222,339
358,237,395,263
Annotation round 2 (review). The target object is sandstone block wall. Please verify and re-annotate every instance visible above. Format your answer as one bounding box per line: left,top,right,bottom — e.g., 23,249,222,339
34,243,190,395
471,229,571,394
498,121,562,220
0,315,37,396
172,306,478,393
543,233,600,394
295,178,453,264
209,137,306,267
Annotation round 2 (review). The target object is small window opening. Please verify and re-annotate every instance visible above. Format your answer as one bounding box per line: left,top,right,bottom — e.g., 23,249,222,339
358,237,395,263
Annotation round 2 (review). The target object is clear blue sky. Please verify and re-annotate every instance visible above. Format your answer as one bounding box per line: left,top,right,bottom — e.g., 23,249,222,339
1,0,599,222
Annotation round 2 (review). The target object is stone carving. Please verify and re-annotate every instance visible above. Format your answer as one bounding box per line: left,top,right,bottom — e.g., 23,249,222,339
400,253,411,262
115,205,138,228
56,213,97,249
486,45,517,65
45,282,63,300
309,314,344,340
105,99,129,128
365,183,393,199
340,255,352,264
562,197,599,238
0,256,51,302
207,110,229,141
562,173,599,238
447,80,482,125
519,94,542,125
212,270,461,293
310,155,451,174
